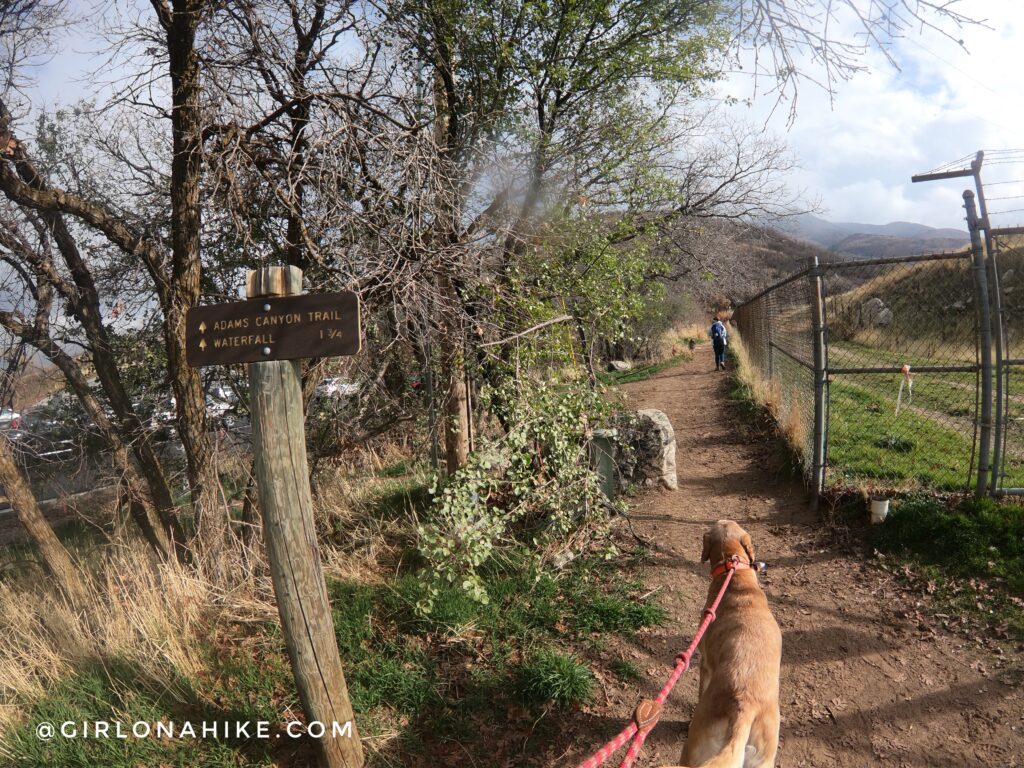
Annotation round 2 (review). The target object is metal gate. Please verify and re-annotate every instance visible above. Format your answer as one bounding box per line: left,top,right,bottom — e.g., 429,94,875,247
990,230,1024,495
735,154,1024,501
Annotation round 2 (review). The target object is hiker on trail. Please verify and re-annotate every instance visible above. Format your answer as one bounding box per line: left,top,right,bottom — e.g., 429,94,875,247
710,316,728,371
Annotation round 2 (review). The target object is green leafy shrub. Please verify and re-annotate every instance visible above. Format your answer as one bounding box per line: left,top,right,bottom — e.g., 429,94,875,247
418,380,611,608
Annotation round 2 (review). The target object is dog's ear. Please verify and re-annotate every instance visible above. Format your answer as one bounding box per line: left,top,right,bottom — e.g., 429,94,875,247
741,532,755,564
700,531,712,562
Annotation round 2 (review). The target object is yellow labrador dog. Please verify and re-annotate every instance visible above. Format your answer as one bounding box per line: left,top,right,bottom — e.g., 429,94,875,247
665,519,781,768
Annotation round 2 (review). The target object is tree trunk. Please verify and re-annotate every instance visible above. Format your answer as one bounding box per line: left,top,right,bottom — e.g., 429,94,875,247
0,439,89,607
163,0,226,553
431,49,472,474
42,338,175,560
443,346,470,473
0,98,185,554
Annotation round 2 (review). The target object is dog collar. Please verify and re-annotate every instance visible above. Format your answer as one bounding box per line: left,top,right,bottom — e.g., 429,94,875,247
709,556,752,578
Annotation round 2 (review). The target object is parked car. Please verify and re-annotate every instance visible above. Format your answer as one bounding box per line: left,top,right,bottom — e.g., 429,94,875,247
0,408,21,430
6,405,79,464
315,377,359,400
205,395,234,423
207,383,238,406
152,397,176,425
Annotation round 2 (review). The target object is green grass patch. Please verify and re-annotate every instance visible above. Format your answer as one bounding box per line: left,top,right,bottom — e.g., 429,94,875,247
515,649,593,708
378,458,413,478
870,494,1024,636
871,495,1024,593
360,476,432,521
0,538,662,767
828,379,974,490
2,657,286,768
325,548,664,756
609,659,643,683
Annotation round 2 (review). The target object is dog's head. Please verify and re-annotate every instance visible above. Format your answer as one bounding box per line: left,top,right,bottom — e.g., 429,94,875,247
700,519,755,567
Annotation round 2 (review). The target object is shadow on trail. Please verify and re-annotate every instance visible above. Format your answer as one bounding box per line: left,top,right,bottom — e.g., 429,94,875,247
782,626,901,665
770,592,882,627
680,469,797,495
562,710,691,765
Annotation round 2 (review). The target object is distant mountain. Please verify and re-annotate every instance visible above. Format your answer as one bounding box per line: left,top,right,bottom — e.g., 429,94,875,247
829,233,970,259
779,214,969,258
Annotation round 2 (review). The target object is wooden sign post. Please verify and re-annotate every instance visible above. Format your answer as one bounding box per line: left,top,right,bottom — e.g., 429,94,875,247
189,266,363,768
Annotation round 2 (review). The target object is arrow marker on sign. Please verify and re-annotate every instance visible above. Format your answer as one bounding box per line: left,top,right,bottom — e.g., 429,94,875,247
199,339,207,350
199,321,207,333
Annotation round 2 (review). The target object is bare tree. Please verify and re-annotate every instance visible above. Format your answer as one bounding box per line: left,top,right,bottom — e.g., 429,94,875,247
0,203,185,560
0,0,67,96
728,0,982,116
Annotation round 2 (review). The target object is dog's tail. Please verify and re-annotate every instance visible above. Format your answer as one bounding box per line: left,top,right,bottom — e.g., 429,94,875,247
683,708,757,768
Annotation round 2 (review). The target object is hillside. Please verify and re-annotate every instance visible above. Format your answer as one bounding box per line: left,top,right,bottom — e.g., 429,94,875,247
780,213,969,258
830,233,970,259
654,219,835,308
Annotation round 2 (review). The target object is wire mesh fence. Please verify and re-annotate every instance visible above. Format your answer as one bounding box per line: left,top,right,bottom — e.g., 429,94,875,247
735,250,981,494
991,233,1024,493
734,153,1024,499
821,253,978,491
733,271,816,470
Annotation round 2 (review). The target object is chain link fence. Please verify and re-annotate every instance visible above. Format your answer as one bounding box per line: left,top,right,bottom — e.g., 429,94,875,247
735,249,984,496
733,272,816,468
821,253,980,491
991,233,1024,493
732,150,1024,501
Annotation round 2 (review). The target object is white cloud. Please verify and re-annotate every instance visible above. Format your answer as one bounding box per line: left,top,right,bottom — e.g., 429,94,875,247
722,0,1024,229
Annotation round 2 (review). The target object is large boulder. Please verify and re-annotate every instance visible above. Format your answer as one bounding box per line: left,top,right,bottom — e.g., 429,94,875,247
612,409,678,491
859,297,893,328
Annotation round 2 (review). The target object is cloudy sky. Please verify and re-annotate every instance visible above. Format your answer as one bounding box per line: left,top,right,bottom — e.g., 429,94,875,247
24,0,1024,231
721,0,1024,229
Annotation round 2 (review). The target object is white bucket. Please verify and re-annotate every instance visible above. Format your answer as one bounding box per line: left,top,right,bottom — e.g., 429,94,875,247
870,497,890,524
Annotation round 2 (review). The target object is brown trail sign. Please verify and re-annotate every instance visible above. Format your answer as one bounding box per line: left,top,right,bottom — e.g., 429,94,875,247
186,290,360,366
188,267,364,768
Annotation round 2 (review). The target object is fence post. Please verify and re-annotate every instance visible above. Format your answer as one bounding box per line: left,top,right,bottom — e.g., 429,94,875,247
965,190,994,498
971,155,1006,494
809,256,827,510
247,265,364,768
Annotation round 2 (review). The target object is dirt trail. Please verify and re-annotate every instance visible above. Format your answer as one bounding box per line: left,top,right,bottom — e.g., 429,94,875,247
562,349,1024,767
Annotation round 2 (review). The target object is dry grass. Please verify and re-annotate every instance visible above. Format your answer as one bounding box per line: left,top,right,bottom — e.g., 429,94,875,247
312,448,428,583
0,539,276,735
326,440,414,477
659,321,708,358
730,333,808,459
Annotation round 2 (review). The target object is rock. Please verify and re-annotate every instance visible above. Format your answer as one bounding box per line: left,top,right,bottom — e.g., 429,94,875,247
609,360,633,372
1003,268,1015,284
611,409,678,491
859,297,893,328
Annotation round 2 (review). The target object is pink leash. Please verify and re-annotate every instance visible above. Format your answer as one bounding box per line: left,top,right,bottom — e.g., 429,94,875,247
575,556,742,768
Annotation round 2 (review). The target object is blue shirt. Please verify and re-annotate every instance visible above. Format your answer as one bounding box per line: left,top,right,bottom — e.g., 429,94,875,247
710,321,727,342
